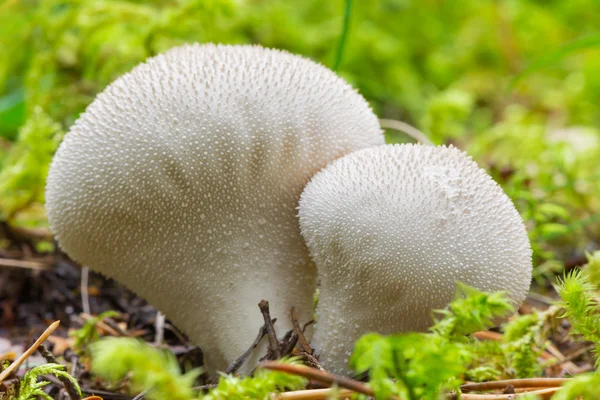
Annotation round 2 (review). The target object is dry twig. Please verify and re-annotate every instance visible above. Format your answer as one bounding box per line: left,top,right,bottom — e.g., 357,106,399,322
459,387,560,400
291,307,312,355
259,300,281,359
379,118,433,145
0,258,51,271
461,378,570,392
260,361,377,398
265,362,569,400
80,313,124,337
276,387,354,400
473,331,503,341
8,225,54,242
0,321,60,383
223,318,274,375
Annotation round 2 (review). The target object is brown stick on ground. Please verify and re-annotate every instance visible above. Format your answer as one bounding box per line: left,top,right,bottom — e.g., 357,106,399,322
258,300,281,359
280,330,299,358
38,344,81,400
276,387,355,400
460,387,560,400
8,225,54,242
0,321,60,383
0,258,51,271
277,387,560,400
260,361,377,398
473,331,503,341
79,314,126,337
223,317,276,375
461,378,570,392
291,307,312,354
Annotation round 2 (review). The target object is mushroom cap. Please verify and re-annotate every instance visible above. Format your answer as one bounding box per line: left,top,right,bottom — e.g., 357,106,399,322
45,43,384,373
298,144,532,374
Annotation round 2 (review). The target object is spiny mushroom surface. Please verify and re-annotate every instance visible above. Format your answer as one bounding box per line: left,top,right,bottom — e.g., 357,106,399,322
298,144,532,374
45,43,384,373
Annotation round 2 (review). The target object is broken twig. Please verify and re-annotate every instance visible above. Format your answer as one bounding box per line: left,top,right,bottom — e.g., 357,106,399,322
0,321,60,383
275,387,354,400
258,300,280,359
379,118,433,145
223,317,275,375
291,307,312,355
0,258,51,271
260,361,377,398
459,387,560,400
461,378,570,392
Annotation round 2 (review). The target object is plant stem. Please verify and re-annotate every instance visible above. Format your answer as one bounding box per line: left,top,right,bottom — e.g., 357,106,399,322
333,0,353,71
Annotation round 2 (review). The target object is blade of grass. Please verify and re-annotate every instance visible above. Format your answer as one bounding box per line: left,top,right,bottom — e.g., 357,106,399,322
510,33,600,89
332,0,353,71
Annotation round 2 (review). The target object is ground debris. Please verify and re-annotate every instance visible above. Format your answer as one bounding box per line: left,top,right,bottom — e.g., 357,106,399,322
0,228,597,400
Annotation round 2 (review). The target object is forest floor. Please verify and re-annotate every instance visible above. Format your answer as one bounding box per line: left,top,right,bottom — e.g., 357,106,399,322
0,224,596,399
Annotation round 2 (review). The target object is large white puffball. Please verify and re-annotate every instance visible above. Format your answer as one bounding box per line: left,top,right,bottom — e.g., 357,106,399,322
46,43,384,374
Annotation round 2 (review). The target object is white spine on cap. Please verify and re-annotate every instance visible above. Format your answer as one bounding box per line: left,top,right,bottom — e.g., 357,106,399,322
46,43,384,374
299,144,532,374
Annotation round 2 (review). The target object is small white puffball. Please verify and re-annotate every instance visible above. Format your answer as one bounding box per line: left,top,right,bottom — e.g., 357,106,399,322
45,43,384,374
298,144,532,374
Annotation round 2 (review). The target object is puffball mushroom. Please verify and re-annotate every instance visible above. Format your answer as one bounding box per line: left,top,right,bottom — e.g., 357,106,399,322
299,144,532,374
45,43,384,373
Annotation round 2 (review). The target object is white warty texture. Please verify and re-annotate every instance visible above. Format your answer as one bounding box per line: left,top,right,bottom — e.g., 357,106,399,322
299,144,532,374
45,43,384,373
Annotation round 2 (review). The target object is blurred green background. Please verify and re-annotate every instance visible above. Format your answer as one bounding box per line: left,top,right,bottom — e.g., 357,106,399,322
0,0,599,284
